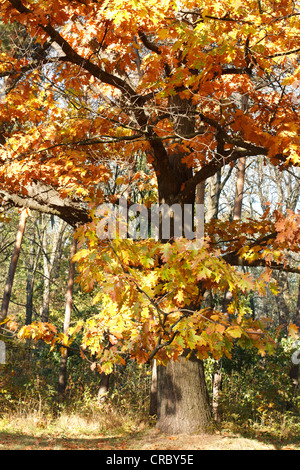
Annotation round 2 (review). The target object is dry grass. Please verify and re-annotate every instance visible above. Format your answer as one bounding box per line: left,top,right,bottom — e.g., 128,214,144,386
0,403,149,450
0,405,299,450
0,403,145,436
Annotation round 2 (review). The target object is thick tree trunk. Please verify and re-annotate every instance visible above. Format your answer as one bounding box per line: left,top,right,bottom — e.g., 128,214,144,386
288,279,300,408
153,90,213,434
196,182,205,206
155,181,212,433
156,351,212,434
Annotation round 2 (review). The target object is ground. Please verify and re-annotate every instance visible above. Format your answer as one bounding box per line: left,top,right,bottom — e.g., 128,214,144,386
0,427,299,450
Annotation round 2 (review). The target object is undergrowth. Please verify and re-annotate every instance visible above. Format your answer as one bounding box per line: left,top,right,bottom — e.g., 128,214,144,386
0,339,299,444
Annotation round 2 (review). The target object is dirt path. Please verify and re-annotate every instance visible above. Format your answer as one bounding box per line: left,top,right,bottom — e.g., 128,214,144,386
129,428,299,450
0,427,298,450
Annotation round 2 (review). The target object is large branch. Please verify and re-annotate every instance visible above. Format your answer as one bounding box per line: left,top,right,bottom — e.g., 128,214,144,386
0,183,90,227
222,232,300,274
138,31,171,76
179,146,265,203
223,251,300,274
7,0,174,175
178,111,287,201
7,0,149,116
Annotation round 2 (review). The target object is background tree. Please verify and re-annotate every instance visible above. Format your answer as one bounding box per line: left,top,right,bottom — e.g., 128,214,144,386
38,216,68,322
58,235,77,402
0,208,28,322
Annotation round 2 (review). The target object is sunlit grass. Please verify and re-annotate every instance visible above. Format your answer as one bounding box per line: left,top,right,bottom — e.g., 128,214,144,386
0,401,149,440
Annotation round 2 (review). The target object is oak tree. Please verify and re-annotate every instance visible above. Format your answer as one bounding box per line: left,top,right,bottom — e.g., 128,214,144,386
1,0,300,433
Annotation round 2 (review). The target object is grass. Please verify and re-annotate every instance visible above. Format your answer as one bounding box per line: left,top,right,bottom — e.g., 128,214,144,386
0,404,148,450
0,403,299,450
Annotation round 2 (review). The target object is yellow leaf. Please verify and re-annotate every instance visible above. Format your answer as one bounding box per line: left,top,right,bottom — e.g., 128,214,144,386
175,289,185,304
288,323,299,340
115,176,124,185
226,326,243,338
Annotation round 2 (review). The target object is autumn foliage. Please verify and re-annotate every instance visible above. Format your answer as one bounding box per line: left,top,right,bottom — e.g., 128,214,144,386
0,0,299,376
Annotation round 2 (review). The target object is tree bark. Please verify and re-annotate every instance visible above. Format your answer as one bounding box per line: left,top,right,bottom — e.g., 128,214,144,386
25,229,36,325
40,220,51,323
207,170,222,221
153,91,213,434
25,220,42,325
196,182,205,206
232,157,246,220
156,351,212,434
39,216,67,322
0,208,28,322
212,366,223,424
58,236,77,401
149,359,158,416
0,184,90,228
97,373,110,403
288,279,300,407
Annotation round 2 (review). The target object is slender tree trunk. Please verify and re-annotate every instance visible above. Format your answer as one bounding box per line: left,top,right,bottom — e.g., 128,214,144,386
206,168,229,425
25,226,39,362
0,208,28,322
40,218,50,322
26,228,39,325
156,351,212,434
149,359,158,416
58,236,77,401
274,271,291,325
207,170,222,221
97,373,110,403
39,216,67,323
232,94,248,221
232,157,246,221
212,366,223,424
